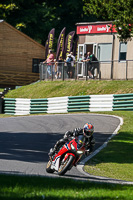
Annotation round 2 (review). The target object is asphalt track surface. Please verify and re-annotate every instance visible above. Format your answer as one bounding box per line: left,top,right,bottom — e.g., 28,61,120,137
0,113,132,184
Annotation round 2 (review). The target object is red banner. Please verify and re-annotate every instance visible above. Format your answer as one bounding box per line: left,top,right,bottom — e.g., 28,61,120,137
77,24,117,35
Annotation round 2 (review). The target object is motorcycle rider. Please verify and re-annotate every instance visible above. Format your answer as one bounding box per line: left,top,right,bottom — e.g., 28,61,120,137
49,123,95,157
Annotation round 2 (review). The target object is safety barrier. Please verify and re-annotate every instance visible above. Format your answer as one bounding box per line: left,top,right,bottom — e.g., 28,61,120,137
89,94,113,112
3,93,133,115
113,93,133,111
30,98,48,114
68,95,90,112
4,98,31,115
4,98,16,115
47,96,68,113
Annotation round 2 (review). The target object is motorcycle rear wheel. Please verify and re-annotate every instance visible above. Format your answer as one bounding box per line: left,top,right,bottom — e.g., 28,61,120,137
46,160,55,173
58,155,75,176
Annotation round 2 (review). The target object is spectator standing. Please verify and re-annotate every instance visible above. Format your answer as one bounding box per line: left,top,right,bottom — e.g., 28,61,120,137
87,52,98,78
82,52,89,77
66,54,73,78
56,56,63,79
43,50,54,76
85,52,95,79
82,53,87,62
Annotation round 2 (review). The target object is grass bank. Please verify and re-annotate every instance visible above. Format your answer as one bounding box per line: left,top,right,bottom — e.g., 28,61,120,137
84,111,133,182
5,80,133,98
0,175,133,200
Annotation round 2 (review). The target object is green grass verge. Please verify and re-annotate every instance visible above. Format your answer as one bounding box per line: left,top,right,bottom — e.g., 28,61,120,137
0,174,133,200
0,114,13,118
84,111,133,182
5,80,133,99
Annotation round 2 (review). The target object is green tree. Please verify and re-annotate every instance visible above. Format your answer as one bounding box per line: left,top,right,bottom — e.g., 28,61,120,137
0,1,18,19
83,0,133,41
0,0,95,46
0,0,53,44
0,0,102,48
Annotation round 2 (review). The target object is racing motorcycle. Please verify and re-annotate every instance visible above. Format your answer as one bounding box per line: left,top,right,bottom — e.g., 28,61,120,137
46,135,90,175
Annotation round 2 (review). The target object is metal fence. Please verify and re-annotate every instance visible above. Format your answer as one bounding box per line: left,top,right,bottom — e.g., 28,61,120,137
39,60,133,81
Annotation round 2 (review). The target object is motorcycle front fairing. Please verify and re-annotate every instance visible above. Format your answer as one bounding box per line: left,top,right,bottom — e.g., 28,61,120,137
72,135,86,165
51,139,77,171
51,135,86,172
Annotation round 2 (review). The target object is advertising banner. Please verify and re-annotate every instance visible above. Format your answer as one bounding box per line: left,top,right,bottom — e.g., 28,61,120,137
64,31,75,59
76,24,117,35
56,27,66,60
45,39,49,59
48,28,55,50
73,36,79,61
45,28,55,59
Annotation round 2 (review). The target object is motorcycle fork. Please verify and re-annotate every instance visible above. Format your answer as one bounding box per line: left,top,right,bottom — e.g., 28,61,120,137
73,154,83,166
64,153,75,162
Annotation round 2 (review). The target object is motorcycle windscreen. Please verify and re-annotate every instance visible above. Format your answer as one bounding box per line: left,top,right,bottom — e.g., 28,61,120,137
76,135,85,149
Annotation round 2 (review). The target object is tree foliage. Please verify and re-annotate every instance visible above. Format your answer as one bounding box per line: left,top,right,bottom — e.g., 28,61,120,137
0,0,91,47
0,0,53,44
1,0,132,44
83,0,133,41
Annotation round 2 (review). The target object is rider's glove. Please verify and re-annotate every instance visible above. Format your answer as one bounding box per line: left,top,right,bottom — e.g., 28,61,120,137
85,149,90,156
64,131,72,139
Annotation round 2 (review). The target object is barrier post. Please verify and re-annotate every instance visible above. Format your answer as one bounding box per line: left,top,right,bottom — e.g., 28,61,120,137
0,97,3,113
126,60,128,80
62,63,65,81
85,62,88,81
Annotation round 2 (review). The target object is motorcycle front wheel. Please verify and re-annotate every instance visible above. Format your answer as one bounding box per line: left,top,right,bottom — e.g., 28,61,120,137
58,155,75,176
46,160,55,173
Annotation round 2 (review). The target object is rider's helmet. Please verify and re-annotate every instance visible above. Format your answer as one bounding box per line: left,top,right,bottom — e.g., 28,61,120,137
83,123,94,138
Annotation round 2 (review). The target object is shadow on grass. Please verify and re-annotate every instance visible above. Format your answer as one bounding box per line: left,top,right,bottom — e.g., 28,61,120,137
0,175,132,200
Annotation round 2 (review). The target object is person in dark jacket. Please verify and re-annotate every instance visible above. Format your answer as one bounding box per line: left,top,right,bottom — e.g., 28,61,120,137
66,54,73,78
86,52,98,78
49,123,95,156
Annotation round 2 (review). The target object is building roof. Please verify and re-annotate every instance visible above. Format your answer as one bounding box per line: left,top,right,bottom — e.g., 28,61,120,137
0,20,45,49
76,21,113,26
